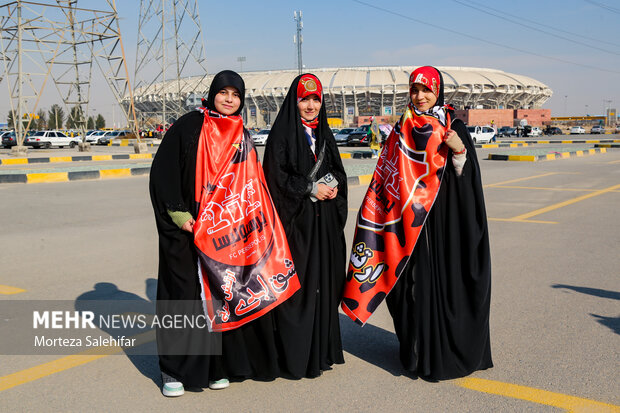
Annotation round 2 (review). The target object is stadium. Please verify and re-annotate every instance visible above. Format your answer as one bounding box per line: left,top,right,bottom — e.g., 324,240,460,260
128,66,553,128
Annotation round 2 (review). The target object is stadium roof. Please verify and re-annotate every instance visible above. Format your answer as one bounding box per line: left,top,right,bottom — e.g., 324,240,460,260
129,66,552,124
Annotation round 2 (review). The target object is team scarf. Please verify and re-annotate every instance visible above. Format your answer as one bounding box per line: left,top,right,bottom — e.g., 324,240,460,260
193,110,300,332
341,102,451,325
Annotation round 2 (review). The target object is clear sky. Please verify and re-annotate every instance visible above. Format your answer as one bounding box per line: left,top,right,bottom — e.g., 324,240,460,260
2,0,619,125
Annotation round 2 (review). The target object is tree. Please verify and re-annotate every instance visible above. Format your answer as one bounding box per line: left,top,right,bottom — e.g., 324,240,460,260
7,111,30,130
36,109,47,130
66,106,84,129
95,114,106,129
48,104,65,130
7,110,15,129
87,116,95,129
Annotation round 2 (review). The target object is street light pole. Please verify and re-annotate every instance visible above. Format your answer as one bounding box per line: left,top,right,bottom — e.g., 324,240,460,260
294,11,303,75
237,56,246,72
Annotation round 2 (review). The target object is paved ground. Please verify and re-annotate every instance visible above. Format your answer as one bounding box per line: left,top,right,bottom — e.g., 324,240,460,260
0,143,619,412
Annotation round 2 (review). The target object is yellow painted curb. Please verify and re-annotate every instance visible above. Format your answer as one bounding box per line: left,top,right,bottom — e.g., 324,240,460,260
129,153,152,160
512,155,537,162
100,169,131,179
27,172,69,183
1,158,28,165
359,174,373,185
49,156,72,163
92,155,113,161
457,377,620,413
0,285,26,295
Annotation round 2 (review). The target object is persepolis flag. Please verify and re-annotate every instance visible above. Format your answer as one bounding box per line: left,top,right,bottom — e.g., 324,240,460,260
341,104,451,325
193,111,300,332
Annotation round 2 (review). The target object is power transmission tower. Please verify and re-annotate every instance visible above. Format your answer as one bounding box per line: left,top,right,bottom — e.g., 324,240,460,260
293,10,303,75
0,0,140,154
133,0,208,130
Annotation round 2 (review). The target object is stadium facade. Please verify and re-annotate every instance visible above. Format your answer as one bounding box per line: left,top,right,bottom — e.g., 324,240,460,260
127,66,553,128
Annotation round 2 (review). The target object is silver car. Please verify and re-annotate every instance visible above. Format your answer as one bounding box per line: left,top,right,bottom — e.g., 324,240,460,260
334,128,355,145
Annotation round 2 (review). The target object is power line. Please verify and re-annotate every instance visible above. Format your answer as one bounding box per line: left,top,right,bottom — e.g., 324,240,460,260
450,0,620,56
462,0,620,49
351,0,620,75
584,0,620,14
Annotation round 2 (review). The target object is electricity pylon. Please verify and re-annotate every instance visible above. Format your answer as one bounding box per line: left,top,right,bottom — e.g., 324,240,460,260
0,0,139,153
133,0,208,130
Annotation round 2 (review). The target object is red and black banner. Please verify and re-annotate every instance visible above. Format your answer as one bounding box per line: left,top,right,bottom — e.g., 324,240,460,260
193,111,300,332
341,105,450,325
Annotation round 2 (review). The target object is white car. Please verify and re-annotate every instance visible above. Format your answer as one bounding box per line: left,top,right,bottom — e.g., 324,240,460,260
466,125,496,144
24,130,80,149
529,127,543,137
252,129,270,146
85,130,109,145
570,126,586,134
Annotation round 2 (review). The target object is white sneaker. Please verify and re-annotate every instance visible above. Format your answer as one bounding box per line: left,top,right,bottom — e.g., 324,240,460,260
162,381,184,397
208,378,229,390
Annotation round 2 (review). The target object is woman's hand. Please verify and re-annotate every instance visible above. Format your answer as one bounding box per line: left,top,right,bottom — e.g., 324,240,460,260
444,129,466,153
315,183,338,201
181,217,195,233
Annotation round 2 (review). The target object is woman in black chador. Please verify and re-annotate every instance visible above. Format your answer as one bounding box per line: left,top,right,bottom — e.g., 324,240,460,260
150,70,281,397
263,73,348,378
385,66,493,380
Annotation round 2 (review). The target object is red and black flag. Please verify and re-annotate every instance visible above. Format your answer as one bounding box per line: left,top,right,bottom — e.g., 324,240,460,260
193,111,300,332
341,104,451,325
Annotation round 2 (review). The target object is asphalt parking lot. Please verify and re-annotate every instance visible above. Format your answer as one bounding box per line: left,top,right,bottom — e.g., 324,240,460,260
0,140,619,412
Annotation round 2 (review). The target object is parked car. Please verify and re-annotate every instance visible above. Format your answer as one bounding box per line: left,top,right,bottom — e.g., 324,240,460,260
331,128,341,135
347,130,369,146
113,130,133,139
529,126,543,137
544,127,563,135
252,129,270,146
334,128,355,145
1,131,17,148
24,130,80,148
590,125,605,134
570,126,586,134
466,125,495,143
497,126,512,137
498,127,517,137
86,130,111,145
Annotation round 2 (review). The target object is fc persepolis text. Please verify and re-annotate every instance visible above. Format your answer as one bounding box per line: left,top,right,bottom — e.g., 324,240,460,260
33,311,212,330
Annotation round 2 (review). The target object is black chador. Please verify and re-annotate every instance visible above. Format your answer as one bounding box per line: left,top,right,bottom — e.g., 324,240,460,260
263,73,348,378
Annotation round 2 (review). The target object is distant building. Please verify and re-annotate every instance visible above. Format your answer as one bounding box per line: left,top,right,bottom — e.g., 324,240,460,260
127,66,553,128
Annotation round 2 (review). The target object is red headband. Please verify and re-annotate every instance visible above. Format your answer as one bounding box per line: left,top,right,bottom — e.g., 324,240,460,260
409,66,440,97
297,74,322,102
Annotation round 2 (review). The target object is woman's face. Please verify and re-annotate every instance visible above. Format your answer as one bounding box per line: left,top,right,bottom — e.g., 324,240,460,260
213,86,241,115
410,83,438,112
297,94,322,122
